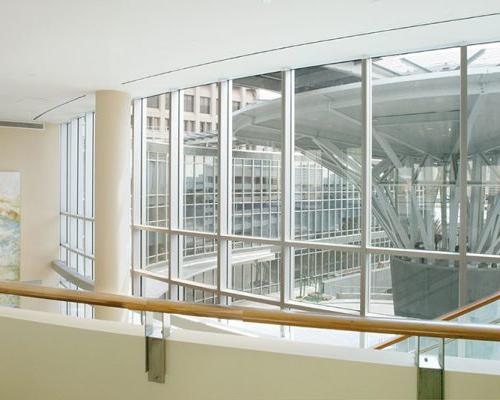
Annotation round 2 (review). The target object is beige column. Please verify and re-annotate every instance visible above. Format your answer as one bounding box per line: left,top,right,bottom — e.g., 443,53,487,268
94,90,131,321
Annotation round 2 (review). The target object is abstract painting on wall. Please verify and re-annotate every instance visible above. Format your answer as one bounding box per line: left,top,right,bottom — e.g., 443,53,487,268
0,172,20,307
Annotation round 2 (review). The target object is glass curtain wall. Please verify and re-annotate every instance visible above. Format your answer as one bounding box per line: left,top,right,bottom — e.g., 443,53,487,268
132,93,171,301
370,48,461,317
232,74,282,239
144,94,169,272
59,113,94,318
467,42,500,257
128,41,500,318
465,43,500,325
293,61,365,311
181,84,219,300
230,74,282,302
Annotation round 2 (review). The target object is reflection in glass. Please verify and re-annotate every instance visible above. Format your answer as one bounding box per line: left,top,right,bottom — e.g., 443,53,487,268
444,298,500,360
183,84,219,236
130,43,500,330
144,94,170,270
232,73,282,238
59,114,95,317
371,48,461,253
467,42,500,257
294,61,364,243
387,299,500,361
141,276,168,299
371,252,500,319
293,247,361,313
369,48,465,317
231,241,281,300
180,235,217,304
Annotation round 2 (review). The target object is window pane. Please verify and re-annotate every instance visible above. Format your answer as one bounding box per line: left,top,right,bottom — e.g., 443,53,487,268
144,93,170,229
184,85,219,237
465,42,500,303
371,48,461,253
200,96,211,114
232,73,282,238
467,42,500,257
293,247,361,313
143,93,170,272
58,113,95,315
369,48,461,315
143,230,169,271
147,95,159,109
141,276,168,299
184,94,194,113
180,234,217,304
294,61,362,245
230,240,281,300
182,262,217,305
373,254,462,319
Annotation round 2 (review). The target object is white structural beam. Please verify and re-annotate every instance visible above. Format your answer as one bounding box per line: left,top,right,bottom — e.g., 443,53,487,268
410,190,432,250
373,184,410,248
373,130,403,170
423,157,440,249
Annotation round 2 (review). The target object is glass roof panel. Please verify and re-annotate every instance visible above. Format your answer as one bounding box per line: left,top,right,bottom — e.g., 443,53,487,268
373,47,459,77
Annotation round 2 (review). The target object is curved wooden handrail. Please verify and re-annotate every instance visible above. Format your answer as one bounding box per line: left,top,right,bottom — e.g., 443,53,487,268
374,290,500,350
0,280,499,342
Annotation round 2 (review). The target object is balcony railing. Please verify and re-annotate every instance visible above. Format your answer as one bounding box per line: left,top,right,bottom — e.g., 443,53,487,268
374,290,500,350
0,280,499,342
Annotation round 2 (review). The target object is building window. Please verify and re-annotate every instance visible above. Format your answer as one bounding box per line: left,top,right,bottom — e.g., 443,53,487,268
184,94,194,112
232,101,241,111
147,95,159,108
200,96,211,114
199,122,212,132
184,120,195,132
147,116,160,130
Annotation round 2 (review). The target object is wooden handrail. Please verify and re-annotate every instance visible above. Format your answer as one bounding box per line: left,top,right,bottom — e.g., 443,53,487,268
0,280,499,342
374,291,500,350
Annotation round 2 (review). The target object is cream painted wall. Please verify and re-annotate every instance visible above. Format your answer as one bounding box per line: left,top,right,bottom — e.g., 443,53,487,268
0,307,499,400
0,308,415,400
0,124,59,310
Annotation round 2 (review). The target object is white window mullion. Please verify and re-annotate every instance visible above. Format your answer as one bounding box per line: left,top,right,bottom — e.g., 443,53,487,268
459,46,468,307
169,90,183,301
281,70,295,306
131,99,143,295
218,80,232,305
361,58,373,316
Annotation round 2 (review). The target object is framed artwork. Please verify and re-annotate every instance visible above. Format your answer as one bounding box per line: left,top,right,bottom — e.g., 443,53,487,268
0,172,20,306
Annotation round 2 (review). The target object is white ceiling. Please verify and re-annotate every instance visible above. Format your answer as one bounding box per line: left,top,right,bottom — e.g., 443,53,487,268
2,0,500,123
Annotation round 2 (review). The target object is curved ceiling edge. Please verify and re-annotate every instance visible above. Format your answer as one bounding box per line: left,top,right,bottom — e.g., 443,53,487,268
121,11,500,86
33,95,87,121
